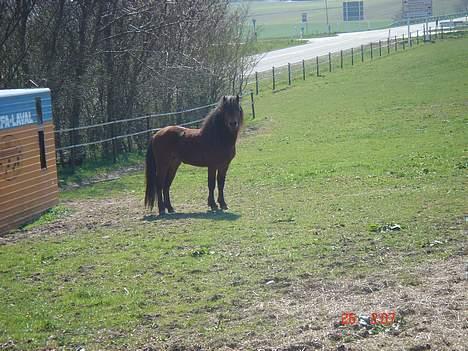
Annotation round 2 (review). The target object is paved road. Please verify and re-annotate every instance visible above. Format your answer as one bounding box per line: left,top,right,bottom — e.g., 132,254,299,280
252,17,466,73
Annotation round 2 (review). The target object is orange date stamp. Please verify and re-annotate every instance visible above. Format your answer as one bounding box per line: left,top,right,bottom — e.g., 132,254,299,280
341,311,396,326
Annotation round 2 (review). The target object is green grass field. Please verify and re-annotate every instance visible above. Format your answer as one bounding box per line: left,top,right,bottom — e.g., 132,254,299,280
0,37,467,350
234,0,467,38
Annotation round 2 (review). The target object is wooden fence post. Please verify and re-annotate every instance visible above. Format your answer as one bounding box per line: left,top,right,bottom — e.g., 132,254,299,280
361,44,364,62
328,52,332,72
351,47,354,65
402,34,406,50
255,72,259,95
146,115,151,141
316,56,319,76
272,66,275,90
250,91,255,119
302,59,306,80
387,38,390,54
370,42,373,59
111,125,116,163
288,63,291,85
340,50,343,69
379,40,382,56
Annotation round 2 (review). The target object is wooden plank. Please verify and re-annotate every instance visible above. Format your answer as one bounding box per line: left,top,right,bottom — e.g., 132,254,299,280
0,122,55,137
0,151,56,184
0,149,55,168
0,132,55,145
0,146,55,169
0,135,56,154
0,194,58,226
0,157,57,180
0,171,57,200
1,191,58,222
0,164,57,193
0,194,59,227
0,197,59,234
0,183,58,215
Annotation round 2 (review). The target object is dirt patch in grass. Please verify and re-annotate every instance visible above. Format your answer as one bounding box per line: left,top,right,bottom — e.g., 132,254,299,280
253,257,466,350
140,257,465,351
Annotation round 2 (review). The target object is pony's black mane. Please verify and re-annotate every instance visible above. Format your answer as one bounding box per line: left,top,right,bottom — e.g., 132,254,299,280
200,95,243,145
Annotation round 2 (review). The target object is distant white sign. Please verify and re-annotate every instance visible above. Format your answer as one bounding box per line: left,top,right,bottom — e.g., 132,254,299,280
402,0,432,19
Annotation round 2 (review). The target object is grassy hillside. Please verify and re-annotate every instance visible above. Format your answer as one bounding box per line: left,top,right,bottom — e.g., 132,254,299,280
0,37,467,350
234,0,466,38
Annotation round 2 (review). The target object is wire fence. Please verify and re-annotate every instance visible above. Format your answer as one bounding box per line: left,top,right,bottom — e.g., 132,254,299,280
55,24,468,167
245,25,468,95
54,95,255,167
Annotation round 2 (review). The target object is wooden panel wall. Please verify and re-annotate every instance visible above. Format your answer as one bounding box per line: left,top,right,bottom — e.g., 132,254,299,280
0,122,58,234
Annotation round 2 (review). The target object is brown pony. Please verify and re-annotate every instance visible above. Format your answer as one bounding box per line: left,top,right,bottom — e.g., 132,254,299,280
144,95,243,215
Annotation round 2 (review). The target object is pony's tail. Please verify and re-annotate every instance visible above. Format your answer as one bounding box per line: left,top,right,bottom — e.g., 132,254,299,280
144,140,157,210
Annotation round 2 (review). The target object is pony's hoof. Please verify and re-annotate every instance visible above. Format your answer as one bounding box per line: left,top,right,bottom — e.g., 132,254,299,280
158,211,166,217
167,207,175,213
219,203,228,210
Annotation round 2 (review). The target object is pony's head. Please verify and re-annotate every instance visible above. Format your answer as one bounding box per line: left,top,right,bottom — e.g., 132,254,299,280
220,95,243,135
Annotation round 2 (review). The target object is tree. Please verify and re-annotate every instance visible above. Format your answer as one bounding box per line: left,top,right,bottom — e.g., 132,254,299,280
0,0,254,165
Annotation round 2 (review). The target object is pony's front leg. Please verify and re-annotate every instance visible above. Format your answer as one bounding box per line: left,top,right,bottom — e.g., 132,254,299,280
217,164,229,210
207,166,218,210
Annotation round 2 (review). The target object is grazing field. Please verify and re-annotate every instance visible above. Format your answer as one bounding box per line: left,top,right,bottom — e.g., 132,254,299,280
1,37,467,350
234,0,467,38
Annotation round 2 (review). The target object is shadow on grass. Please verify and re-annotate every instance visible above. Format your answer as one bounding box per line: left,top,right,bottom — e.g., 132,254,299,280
143,210,241,222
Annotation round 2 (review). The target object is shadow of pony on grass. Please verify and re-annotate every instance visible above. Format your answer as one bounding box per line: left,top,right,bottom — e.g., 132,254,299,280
143,210,240,222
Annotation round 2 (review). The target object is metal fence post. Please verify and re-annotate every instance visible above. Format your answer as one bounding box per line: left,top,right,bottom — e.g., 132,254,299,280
370,42,373,59
395,35,398,51
316,56,319,76
402,34,406,50
361,44,364,62
288,63,291,85
328,52,332,72
272,66,275,90
250,91,255,119
417,30,419,44
255,72,259,95
379,40,382,56
441,26,443,39
387,38,390,54
340,50,343,69
351,47,354,65
429,27,432,41
302,59,306,80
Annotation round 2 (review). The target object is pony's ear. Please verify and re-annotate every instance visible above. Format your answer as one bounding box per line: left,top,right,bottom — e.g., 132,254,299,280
223,95,227,104
236,95,240,103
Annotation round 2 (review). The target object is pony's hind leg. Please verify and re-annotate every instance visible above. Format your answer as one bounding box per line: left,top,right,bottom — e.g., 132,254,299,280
156,164,169,216
164,161,180,213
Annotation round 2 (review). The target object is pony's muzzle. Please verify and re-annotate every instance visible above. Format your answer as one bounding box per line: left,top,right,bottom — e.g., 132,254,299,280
229,121,239,130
